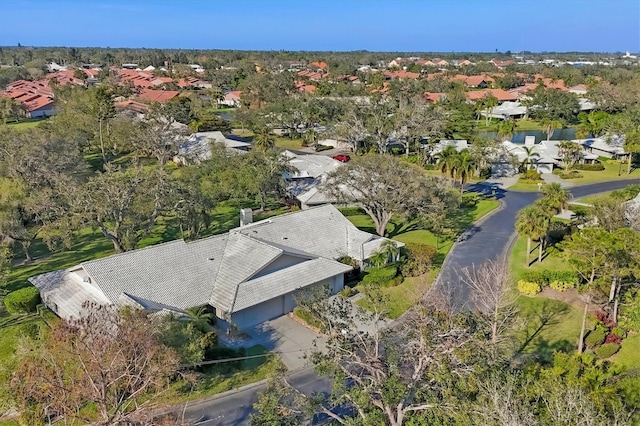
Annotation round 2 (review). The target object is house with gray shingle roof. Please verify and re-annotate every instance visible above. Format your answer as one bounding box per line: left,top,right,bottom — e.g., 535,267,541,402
29,205,400,329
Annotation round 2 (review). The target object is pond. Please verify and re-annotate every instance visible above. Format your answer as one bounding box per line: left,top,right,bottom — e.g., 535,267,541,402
477,128,578,144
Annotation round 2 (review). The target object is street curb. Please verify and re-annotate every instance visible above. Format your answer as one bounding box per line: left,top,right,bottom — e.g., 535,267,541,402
185,379,269,409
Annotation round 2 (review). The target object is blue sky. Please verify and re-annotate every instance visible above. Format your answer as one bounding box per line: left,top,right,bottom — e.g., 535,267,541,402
0,0,638,52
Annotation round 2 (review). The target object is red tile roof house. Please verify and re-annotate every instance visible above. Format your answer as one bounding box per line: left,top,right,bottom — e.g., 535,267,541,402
466,89,518,103
136,89,181,103
3,80,57,118
219,91,242,107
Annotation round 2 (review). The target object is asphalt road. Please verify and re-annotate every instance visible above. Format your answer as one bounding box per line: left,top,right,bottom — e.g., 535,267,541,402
433,179,640,309
183,367,331,425
181,178,640,424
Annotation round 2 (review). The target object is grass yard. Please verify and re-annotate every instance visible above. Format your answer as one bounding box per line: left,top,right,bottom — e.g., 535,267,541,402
611,333,640,369
514,118,544,131
513,296,589,362
355,270,438,319
508,181,543,192
4,119,46,131
509,235,570,281
563,162,640,185
275,136,305,150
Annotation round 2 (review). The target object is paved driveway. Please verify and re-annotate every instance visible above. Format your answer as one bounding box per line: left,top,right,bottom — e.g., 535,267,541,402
247,315,325,371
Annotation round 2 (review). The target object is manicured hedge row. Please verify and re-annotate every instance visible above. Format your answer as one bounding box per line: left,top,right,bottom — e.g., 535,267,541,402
572,163,605,171
4,286,41,314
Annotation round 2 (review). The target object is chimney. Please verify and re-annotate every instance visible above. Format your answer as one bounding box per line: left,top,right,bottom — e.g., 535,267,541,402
525,135,535,147
240,208,253,227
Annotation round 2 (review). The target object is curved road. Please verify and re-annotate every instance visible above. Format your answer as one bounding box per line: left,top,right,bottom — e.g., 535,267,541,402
433,179,640,309
181,179,640,425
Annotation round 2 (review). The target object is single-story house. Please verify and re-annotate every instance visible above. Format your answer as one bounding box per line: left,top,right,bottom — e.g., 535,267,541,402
175,131,251,164
30,205,401,329
481,101,527,120
282,150,342,209
576,136,628,159
219,91,242,107
428,140,469,159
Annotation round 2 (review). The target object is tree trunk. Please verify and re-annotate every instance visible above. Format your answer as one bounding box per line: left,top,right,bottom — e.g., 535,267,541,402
99,118,106,163
628,153,633,174
538,239,543,264
578,298,589,353
100,226,125,253
20,240,32,261
608,274,618,302
525,237,531,267
492,305,499,344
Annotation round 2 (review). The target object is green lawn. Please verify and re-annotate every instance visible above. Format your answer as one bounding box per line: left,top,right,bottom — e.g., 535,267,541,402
356,270,438,319
4,119,46,131
611,333,640,369
563,162,640,185
508,181,543,192
509,235,570,281
514,296,589,362
514,118,544,131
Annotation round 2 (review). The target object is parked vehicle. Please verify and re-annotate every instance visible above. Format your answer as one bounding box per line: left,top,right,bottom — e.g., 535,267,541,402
332,154,351,162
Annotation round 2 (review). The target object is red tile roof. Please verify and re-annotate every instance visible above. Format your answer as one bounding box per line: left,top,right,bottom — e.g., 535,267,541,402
115,100,149,114
466,89,518,102
24,96,55,112
383,70,420,79
309,61,327,69
424,92,447,103
137,89,180,103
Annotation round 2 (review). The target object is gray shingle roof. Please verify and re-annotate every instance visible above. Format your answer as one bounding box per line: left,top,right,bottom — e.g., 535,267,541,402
81,235,227,310
29,204,400,321
209,233,283,312
238,204,383,261
232,258,352,312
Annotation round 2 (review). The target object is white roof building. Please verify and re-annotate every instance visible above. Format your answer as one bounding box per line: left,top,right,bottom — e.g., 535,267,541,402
30,205,400,329
176,131,251,164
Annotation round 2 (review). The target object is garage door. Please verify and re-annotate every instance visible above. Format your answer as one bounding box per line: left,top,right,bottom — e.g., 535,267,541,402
232,296,285,329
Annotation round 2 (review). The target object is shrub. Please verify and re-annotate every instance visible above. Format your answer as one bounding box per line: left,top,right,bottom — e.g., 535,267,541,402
314,144,332,152
549,280,576,292
611,326,627,339
423,164,436,170
19,322,42,340
293,307,322,329
520,270,579,288
558,170,583,179
4,286,41,314
519,169,542,182
362,266,403,287
604,333,622,344
595,343,620,359
401,243,437,277
517,280,541,296
572,163,605,171
340,287,358,298
585,328,606,347
339,207,364,216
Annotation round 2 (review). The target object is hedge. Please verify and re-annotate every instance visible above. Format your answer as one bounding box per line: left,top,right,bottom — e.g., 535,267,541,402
521,270,580,288
401,243,436,277
585,328,606,347
595,343,620,359
519,169,542,182
557,171,583,179
362,266,403,287
4,286,41,314
572,163,605,171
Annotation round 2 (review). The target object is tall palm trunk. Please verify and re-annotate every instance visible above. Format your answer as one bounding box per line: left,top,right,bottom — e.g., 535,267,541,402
525,237,531,267
538,239,544,264
628,153,633,174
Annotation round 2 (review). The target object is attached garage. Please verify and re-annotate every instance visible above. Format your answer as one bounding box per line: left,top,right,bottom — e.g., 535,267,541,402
232,296,286,329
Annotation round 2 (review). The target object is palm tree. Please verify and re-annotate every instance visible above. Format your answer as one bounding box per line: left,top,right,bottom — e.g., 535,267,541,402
623,129,640,175
541,182,569,215
185,306,214,332
437,145,460,182
557,140,582,169
516,206,549,268
496,119,516,141
483,95,498,127
253,126,276,151
457,149,476,194
521,145,540,171
540,117,563,141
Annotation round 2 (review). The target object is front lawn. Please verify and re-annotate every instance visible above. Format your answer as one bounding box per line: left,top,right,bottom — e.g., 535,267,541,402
508,181,542,192
611,333,640,369
4,118,46,131
355,270,438,319
563,162,640,185
509,235,570,281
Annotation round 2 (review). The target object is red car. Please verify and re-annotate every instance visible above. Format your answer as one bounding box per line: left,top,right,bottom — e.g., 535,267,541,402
332,154,351,163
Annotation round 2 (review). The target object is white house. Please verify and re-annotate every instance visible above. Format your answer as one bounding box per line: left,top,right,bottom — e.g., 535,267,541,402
30,205,400,329
175,131,251,164
576,136,628,159
281,150,342,209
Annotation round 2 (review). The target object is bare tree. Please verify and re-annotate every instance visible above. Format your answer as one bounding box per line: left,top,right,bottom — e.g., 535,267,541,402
460,258,519,346
13,303,179,425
